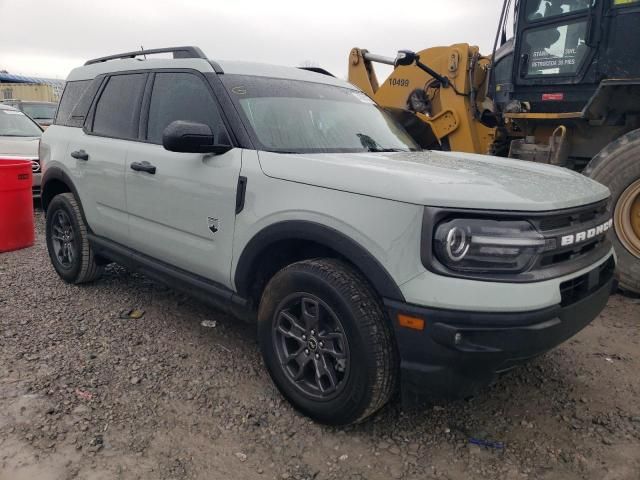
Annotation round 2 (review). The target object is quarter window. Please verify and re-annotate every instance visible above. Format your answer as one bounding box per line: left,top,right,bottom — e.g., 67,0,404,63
146,72,222,144
55,80,91,126
92,74,146,139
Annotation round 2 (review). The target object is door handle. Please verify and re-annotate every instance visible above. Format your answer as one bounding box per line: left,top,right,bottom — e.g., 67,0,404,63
130,161,156,174
519,53,529,79
71,149,89,161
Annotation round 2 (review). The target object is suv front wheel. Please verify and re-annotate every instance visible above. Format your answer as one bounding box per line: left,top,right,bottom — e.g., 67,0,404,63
258,258,398,425
45,193,104,284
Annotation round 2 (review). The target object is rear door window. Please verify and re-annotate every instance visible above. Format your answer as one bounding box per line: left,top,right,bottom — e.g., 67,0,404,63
91,73,146,140
145,72,223,144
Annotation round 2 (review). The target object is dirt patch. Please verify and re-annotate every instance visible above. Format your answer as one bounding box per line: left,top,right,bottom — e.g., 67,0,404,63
0,211,639,479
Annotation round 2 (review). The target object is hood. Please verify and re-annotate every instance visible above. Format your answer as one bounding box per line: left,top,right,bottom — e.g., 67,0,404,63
257,150,609,212
0,137,40,158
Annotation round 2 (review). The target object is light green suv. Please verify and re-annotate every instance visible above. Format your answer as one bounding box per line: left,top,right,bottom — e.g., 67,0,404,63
40,46,615,425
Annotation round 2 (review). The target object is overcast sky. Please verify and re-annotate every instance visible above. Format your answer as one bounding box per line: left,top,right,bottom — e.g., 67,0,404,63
0,0,504,80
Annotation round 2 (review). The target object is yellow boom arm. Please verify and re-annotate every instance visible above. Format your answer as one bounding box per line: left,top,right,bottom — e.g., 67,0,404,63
348,45,496,154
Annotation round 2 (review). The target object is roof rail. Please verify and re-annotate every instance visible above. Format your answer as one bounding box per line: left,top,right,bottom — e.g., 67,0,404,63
84,46,207,65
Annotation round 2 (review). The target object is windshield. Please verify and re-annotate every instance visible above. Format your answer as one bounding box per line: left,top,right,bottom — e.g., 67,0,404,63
0,109,43,137
222,75,419,154
21,103,57,121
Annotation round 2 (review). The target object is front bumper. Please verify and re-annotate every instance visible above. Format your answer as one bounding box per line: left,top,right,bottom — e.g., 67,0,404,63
385,255,615,405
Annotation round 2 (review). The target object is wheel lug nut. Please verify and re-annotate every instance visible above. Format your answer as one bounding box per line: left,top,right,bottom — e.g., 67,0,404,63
305,349,310,355
319,342,324,348
315,353,320,359
311,330,315,335
302,335,307,340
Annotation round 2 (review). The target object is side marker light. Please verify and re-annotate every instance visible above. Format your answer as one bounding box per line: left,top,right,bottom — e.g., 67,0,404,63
398,314,425,331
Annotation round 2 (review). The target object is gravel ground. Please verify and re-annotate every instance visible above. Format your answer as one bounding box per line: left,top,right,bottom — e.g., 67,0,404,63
1,210,639,480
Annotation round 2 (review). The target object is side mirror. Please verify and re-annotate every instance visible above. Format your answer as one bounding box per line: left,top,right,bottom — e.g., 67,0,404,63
394,50,418,68
162,120,232,154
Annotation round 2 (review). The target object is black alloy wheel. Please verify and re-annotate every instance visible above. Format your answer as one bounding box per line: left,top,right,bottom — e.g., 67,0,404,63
50,209,76,269
272,293,350,400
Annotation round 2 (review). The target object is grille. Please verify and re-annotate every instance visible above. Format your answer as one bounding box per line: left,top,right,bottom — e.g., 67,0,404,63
560,256,615,306
536,201,608,234
530,200,611,270
31,160,41,173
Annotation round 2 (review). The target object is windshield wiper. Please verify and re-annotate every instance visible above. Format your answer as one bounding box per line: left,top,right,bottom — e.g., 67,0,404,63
356,133,408,153
366,148,408,153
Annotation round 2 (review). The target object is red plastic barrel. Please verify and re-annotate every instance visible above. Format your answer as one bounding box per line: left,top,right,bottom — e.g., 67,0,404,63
0,159,35,253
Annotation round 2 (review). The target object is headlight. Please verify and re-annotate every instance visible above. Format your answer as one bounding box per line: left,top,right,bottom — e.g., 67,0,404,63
434,218,546,273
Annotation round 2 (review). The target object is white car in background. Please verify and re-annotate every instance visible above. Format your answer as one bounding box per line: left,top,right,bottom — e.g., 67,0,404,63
0,103,43,197
2,100,58,129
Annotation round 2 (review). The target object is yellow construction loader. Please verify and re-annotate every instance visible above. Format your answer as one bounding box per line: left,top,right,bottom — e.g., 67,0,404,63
348,0,640,294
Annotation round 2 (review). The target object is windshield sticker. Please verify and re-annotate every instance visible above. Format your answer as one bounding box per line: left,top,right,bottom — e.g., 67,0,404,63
351,91,375,104
2,110,25,115
231,86,247,95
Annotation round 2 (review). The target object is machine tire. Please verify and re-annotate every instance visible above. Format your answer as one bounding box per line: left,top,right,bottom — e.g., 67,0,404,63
257,258,398,425
585,129,640,295
46,193,104,284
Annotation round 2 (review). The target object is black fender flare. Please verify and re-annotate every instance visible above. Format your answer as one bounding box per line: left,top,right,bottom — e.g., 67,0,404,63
41,167,85,218
234,220,405,302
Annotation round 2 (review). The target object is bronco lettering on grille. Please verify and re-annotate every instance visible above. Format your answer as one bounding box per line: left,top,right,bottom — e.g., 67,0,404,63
560,219,613,247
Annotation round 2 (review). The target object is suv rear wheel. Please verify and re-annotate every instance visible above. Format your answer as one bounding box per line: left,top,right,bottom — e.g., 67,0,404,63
258,258,398,425
45,193,104,284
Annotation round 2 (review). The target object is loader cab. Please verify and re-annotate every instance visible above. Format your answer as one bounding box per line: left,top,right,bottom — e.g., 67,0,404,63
492,0,640,113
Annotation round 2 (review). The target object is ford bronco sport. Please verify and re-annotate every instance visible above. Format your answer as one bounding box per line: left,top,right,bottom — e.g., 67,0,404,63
40,46,615,425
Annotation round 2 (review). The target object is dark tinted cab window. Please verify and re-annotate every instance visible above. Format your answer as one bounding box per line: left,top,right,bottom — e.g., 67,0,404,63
146,72,222,144
55,80,91,126
92,73,146,139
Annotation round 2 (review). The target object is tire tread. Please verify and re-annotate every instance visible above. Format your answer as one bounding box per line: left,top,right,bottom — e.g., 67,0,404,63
273,258,398,423
47,193,103,284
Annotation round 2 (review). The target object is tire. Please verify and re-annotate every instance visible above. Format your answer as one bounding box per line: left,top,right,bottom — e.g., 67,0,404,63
258,258,398,425
584,128,640,295
45,193,104,284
